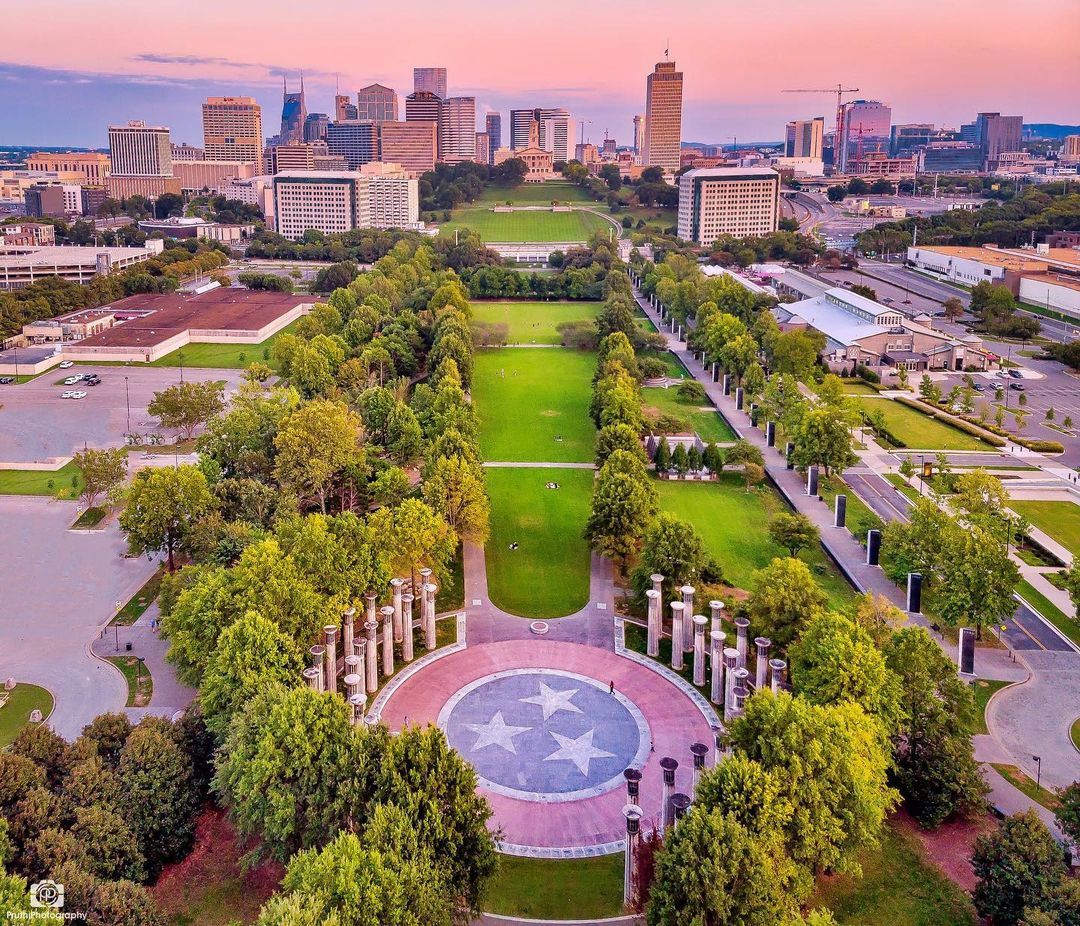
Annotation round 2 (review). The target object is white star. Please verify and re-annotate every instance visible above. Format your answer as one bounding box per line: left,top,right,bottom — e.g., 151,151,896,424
519,682,583,720
464,711,531,755
543,728,615,776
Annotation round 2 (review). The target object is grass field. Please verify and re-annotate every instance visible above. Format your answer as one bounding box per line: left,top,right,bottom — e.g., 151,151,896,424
484,854,623,919
1008,500,1080,558
0,461,84,497
1072,717,1080,751
474,181,598,206
107,654,153,707
809,822,976,926
858,397,988,451
470,300,602,344
473,348,596,463
441,207,612,243
839,381,880,396
0,684,53,747
149,320,299,370
484,467,593,618
970,678,1011,735
656,475,855,609
642,386,737,442
990,764,1061,813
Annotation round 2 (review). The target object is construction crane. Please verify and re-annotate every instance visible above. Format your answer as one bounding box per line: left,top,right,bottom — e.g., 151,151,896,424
781,84,860,136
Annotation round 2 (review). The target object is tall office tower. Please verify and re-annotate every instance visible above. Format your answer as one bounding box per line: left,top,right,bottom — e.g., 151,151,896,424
335,94,358,121
357,84,398,122
326,121,380,169
643,59,684,172
836,100,891,173
441,97,477,162
474,133,490,167
509,108,573,162
633,114,646,156
677,168,780,244
202,96,264,172
485,112,502,164
976,112,1023,164
304,113,330,143
509,109,538,150
413,67,447,99
784,117,825,159
1063,135,1080,162
380,121,438,176
106,121,180,199
601,136,617,157
889,124,936,157
273,166,418,238
406,91,446,159
280,74,308,144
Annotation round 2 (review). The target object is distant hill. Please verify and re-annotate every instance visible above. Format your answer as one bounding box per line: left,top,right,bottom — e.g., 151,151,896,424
682,140,783,150
1024,124,1080,139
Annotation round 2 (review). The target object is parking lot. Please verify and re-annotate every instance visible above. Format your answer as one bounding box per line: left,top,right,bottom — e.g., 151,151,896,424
0,365,244,464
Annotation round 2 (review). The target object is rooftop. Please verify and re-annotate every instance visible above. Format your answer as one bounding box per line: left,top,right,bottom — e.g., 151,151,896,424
911,245,1048,271
1022,272,1080,293
0,246,154,267
776,293,890,347
682,167,779,180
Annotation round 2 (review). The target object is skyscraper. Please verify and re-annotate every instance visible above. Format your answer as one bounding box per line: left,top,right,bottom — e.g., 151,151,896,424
633,114,645,156
326,121,380,169
406,91,445,160
784,117,824,159
509,108,573,162
106,121,180,199
836,100,891,173
413,67,447,98
357,84,398,123
643,59,683,172
485,113,502,165
304,113,329,143
441,97,477,163
280,75,308,145
335,95,358,122
380,121,438,176
976,112,1023,164
475,132,490,167
202,97,264,172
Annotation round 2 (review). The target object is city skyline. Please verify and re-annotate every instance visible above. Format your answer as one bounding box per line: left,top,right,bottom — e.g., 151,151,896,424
1,0,1077,147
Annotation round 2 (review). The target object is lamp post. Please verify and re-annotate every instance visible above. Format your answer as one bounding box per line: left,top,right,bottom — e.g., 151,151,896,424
124,375,131,435
1032,755,1042,793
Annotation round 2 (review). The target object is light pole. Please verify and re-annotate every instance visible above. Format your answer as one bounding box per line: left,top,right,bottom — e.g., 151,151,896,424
13,346,18,380
1032,755,1042,793
124,375,131,435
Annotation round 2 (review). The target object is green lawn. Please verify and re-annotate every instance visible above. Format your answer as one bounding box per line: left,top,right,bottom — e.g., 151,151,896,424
1008,500,1080,558
484,467,593,618
809,822,976,926
106,655,153,707
441,208,612,243
656,475,855,609
970,678,1011,735
473,348,596,463
149,320,299,370
990,764,1061,813
0,684,54,748
113,568,164,626
470,300,602,344
0,461,84,498
1071,717,1079,751
838,381,880,396
1014,579,1080,647
640,348,687,379
484,854,623,919
474,181,598,206
857,397,988,451
642,386,737,442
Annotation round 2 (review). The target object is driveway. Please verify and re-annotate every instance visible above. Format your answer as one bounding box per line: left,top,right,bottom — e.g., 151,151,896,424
0,366,243,464
0,496,159,738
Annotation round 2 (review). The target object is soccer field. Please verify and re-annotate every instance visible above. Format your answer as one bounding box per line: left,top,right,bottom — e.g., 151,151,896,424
470,301,602,344
440,208,613,242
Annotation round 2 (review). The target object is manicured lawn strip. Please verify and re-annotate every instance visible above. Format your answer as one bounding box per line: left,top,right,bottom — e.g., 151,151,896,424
472,348,596,463
1014,579,1080,647
470,300,602,344
809,821,976,926
484,468,593,618
990,764,1061,813
474,181,598,206
72,506,107,528
112,568,165,626
106,655,153,707
0,684,53,748
815,474,885,546
838,382,880,396
1008,500,1080,558
884,473,922,502
0,461,84,498
440,208,611,243
149,320,300,370
484,853,624,920
656,475,855,610
970,679,1011,736
1072,717,1080,751
642,386,737,442
857,397,988,451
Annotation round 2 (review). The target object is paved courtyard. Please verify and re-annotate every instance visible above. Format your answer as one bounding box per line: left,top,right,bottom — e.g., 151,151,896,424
378,640,714,855
0,365,244,464
0,496,158,738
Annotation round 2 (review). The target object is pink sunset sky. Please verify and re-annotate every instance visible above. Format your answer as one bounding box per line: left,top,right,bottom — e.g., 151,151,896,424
2,0,1078,146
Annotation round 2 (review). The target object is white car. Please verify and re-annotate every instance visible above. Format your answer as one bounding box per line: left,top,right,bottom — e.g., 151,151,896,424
60,391,74,399
63,376,80,385
70,391,87,399
58,361,73,369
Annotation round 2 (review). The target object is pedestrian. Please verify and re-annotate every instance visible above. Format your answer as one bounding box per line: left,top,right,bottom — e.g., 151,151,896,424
609,680,615,695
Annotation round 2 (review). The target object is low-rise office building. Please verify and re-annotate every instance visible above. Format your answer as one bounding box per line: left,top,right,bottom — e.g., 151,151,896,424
905,245,1049,294
0,242,164,291
677,167,780,244
172,159,256,194
25,152,111,185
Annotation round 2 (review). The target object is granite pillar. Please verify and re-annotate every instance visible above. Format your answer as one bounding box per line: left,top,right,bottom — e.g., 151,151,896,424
645,589,661,658
754,637,771,691
709,630,726,706
834,494,847,528
692,615,708,686
380,605,395,677
669,602,685,671
391,578,405,642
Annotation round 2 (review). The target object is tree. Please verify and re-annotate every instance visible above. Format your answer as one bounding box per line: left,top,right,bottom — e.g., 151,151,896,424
1053,780,1080,847
653,436,672,474
70,805,145,882
73,448,127,510
368,498,458,589
120,465,215,570
826,185,847,203
671,443,689,475
942,296,965,322
148,381,226,440
422,455,490,545
646,807,802,926
595,423,647,467
274,400,363,514
768,513,820,557
584,450,658,565
792,406,857,475
848,593,905,647
746,557,827,649
371,466,410,507
771,329,825,378
972,810,1068,926
936,526,1020,639
632,513,714,593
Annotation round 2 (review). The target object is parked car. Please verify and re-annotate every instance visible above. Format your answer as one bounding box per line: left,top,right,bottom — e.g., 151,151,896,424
70,391,87,399
58,361,73,369
882,296,894,304
972,383,985,391
86,377,101,386
1009,383,1025,391
0,376,13,384
60,391,74,398
1008,369,1023,378
63,376,80,385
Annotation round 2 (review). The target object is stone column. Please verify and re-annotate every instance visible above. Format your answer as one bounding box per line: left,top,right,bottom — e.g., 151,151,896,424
692,616,708,686
623,803,642,907
709,599,724,635
690,742,709,793
364,591,377,628
669,602,685,671
323,625,338,695
770,658,787,694
303,666,322,691
343,672,361,699
401,593,415,662
645,589,661,658
732,683,749,717
785,441,795,470
364,622,378,692
660,757,678,829
732,668,750,715
734,617,750,668
309,645,325,694
343,654,362,696
391,578,405,642
754,637,771,691
766,421,776,447
680,586,695,653
866,529,882,566
711,723,725,767
709,630,726,706
424,583,439,650
380,606,395,677
624,768,642,804
353,642,368,695
347,693,367,727
722,648,739,722
342,607,356,660
806,464,819,497
834,494,847,528
711,361,719,382
651,573,664,598
363,715,379,735
671,793,691,823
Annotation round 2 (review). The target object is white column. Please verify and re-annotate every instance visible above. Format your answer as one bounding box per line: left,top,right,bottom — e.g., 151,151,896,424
734,617,750,668
646,589,661,658
669,602,685,671
391,578,405,643
380,605,395,677
722,647,739,722
342,607,355,660
424,583,439,650
680,586,695,653
364,622,378,692
401,593,415,662
322,625,338,695
692,616,708,686
623,804,642,907
754,637,771,691
709,599,724,635
709,630,726,706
